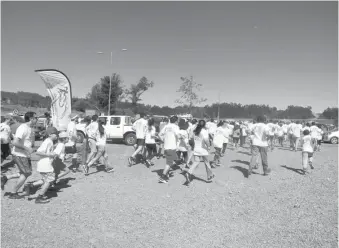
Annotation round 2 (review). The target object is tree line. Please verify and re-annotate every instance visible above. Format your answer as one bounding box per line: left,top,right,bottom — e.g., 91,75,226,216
1,73,338,120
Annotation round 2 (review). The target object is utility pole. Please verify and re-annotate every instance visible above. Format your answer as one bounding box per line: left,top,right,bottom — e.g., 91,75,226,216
217,92,221,122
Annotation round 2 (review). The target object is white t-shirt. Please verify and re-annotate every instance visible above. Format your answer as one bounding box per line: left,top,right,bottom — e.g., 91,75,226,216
133,118,148,139
0,123,12,144
193,130,209,156
96,133,107,146
12,123,34,158
222,126,232,144
282,124,288,134
213,127,228,148
275,125,284,137
207,122,217,135
160,123,179,150
251,123,270,147
86,122,99,140
66,121,77,146
241,124,248,136
54,142,66,161
267,123,276,136
228,124,235,135
287,123,295,135
310,125,323,140
302,135,314,153
145,126,156,144
177,129,189,152
292,124,303,138
36,138,54,173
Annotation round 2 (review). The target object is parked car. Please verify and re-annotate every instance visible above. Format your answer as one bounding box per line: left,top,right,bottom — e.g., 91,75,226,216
76,115,137,145
323,129,339,144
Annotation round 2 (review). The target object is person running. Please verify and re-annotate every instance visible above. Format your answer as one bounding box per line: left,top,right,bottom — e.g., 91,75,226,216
86,121,114,174
211,121,228,167
84,115,99,171
240,121,248,147
232,123,241,149
65,115,79,172
26,127,59,204
276,122,284,147
291,121,302,152
186,119,198,166
1,115,13,164
80,116,91,173
145,118,157,168
183,120,214,185
157,117,168,159
267,121,276,151
300,129,316,174
221,121,232,157
26,131,71,201
158,116,179,183
1,112,37,199
206,119,217,145
128,113,148,166
315,124,324,152
248,115,271,177
177,119,190,168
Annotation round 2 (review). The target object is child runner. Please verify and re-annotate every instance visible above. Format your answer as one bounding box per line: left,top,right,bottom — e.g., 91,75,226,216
211,121,228,167
183,120,214,185
158,116,179,183
26,130,72,200
300,129,316,174
31,126,59,204
86,121,114,174
128,113,148,166
145,118,157,168
1,112,37,199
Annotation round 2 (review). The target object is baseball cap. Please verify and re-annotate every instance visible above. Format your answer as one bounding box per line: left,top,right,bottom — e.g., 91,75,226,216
46,127,58,135
58,131,68,139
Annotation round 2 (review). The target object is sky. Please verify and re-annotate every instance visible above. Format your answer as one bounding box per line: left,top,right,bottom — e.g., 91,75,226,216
1,1,338,113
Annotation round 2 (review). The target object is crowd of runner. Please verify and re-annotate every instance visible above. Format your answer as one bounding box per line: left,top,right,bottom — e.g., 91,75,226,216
0,111,325,203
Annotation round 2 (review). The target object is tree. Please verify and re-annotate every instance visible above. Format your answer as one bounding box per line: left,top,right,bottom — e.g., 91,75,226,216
87,73,124,114
322,107,338,119
175,76,207,115
125,76,154,113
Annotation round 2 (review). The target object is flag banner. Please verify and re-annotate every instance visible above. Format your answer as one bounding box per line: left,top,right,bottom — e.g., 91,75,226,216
35,69,72,131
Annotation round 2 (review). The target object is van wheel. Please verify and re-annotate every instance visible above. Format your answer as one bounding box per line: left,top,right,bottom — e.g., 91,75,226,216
77,131,85,143
330,137,338,144
124,133,137,146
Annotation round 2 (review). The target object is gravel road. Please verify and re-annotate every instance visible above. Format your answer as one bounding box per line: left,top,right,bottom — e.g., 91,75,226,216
1,142,337,248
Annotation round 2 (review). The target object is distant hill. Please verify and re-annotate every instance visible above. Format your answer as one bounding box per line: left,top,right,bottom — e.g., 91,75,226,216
1,91,50,108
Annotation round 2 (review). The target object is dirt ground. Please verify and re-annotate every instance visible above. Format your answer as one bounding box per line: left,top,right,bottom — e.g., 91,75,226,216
1,141,338,248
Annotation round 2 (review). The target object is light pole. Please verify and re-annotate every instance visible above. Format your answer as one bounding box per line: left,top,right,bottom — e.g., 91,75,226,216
97,49,127,115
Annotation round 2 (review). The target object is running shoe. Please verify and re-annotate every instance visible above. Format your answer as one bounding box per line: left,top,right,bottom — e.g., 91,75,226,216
35,195,50,204
106,168,115,173
263,168,271,176
8,193,25,199
309,162,314,169
128,157,134,167
1,176,8,190
158,175,169,184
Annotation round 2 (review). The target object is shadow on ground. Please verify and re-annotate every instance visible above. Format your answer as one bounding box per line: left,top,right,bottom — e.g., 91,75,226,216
280,165,304,175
